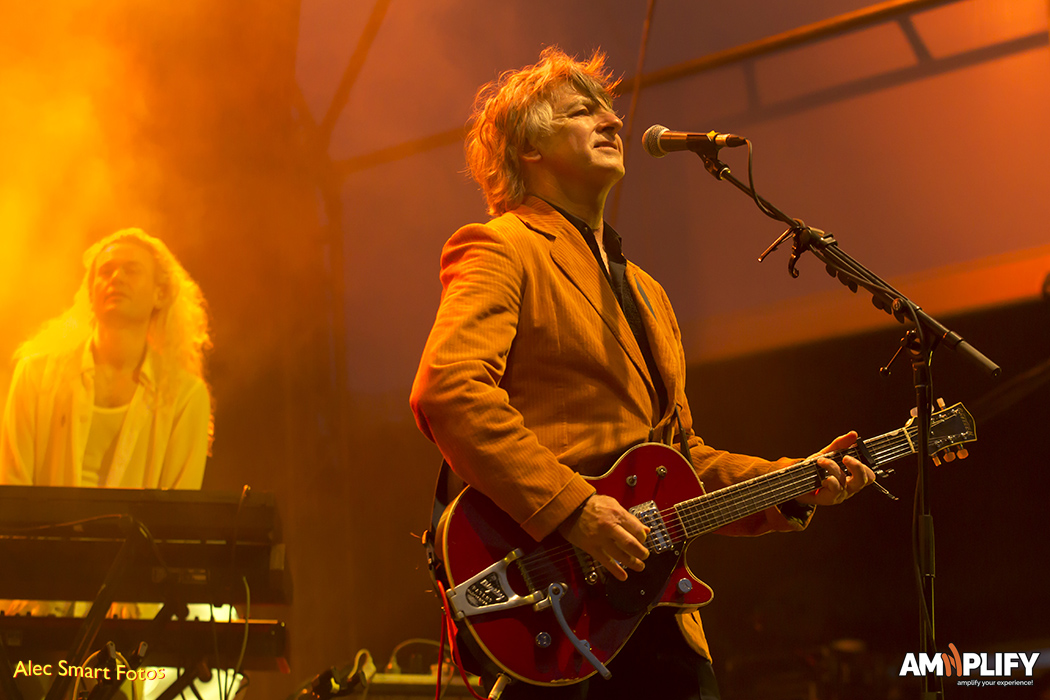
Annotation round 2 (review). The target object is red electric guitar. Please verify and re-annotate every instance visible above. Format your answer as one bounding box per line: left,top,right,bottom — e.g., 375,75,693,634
439,403,976,686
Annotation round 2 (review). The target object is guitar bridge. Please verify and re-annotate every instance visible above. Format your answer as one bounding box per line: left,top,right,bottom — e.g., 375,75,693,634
629,501,674,553
446,549,546,620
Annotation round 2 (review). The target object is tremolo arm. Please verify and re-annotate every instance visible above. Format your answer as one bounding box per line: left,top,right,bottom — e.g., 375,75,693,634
445,549,546,619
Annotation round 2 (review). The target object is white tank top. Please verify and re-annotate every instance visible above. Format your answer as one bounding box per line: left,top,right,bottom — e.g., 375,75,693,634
82,403,130,487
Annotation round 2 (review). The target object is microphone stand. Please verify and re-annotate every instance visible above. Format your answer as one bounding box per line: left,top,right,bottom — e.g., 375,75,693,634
690,144,1000,700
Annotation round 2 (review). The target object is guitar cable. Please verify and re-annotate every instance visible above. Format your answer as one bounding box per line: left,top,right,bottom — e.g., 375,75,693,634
435,591,449,700
72,646,134,700
209,484,254,700
435,580,496,700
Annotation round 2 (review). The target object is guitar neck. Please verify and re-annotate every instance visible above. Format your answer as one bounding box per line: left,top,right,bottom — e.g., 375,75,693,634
675,424,921,539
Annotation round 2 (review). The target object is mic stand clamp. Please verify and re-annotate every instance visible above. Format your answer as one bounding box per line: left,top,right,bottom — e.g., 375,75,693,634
696,151,731,181
758,220,838,282
757,222,798,264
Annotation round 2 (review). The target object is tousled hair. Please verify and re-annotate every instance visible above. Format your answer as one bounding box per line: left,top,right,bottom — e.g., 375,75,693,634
17,229,212,419
465,46,620,217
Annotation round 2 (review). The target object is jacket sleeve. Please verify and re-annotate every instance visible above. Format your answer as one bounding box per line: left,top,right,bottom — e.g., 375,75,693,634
410,222,593,541
0,358,38,485
159,378,210,490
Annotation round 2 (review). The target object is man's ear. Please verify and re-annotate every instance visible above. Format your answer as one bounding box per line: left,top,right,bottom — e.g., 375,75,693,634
520,140,541,164
152,283,167,311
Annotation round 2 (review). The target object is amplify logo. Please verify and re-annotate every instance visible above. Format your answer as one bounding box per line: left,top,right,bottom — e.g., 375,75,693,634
900,643,1039,687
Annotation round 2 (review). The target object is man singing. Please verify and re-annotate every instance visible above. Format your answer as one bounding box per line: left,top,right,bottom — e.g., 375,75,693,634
411,48,875,699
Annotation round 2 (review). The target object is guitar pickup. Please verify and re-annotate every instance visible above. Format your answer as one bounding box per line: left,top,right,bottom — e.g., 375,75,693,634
629,501,674,554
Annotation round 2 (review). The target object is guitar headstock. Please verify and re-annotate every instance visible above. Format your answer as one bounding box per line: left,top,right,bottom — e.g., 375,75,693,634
907,399,977,465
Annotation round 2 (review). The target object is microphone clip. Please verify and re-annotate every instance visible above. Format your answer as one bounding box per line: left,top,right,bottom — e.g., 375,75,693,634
758,219,832,279
698,151,731,181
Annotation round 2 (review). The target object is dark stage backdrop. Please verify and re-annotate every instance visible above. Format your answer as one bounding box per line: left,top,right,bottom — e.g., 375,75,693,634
687,298,1050,698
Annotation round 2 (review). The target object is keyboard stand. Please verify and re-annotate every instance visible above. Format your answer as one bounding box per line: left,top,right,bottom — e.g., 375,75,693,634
46,515,146,700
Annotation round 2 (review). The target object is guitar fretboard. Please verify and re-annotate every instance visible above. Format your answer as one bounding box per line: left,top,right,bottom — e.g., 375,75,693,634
674,425,923,538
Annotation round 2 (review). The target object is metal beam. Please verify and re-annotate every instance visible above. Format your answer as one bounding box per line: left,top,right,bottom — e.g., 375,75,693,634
333,0,972,177
720,30,1047,128
897,16,934,63
319,0,392,143
631,0,959,91
607,0,658,225
336,125,467,178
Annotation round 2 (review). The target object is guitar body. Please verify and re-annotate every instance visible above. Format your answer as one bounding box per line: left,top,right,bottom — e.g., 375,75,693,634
442,443,713,686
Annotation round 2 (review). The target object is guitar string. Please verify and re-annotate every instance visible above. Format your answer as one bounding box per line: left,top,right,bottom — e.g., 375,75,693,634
514,418,967,583
517,437,926,582
652,426,939,537
644,430,926,540
516,427,937,581
530,446,953,584
522,467,855,583
529,437,961,582
516,432,911,573
516,456,841,582
517,462,826,581
518,458,865,583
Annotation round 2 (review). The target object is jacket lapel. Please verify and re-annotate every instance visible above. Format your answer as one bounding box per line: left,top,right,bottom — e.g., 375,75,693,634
516,198,655,394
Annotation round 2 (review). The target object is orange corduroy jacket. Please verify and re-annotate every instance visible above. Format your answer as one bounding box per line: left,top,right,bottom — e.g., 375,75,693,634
411,196,810,660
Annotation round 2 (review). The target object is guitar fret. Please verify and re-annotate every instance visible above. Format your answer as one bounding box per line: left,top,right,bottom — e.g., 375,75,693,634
901,426,916,454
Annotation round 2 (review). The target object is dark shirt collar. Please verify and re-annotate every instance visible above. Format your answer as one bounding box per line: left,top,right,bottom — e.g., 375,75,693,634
539,198,625,264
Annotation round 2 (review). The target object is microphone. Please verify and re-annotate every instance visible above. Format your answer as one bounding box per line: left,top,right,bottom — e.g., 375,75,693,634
642,124,747,158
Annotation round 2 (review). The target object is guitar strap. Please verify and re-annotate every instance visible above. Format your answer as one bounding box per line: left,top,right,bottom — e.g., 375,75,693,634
674,404,692,466
422,459,453,588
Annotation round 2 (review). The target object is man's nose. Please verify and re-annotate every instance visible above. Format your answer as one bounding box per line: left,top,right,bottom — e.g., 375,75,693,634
598,108,623,133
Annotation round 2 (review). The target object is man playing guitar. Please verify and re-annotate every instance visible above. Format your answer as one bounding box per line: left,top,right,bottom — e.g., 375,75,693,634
410,47,876,699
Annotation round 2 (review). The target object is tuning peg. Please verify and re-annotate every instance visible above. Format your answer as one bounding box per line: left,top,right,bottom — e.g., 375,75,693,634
932,454,942,466
936,398,946,409
910,407,918,418
956,447,969,460
942,450,956,462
